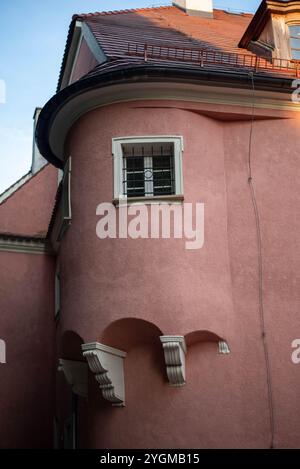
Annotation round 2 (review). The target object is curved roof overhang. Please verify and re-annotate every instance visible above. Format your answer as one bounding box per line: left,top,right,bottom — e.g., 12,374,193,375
36,64,294,169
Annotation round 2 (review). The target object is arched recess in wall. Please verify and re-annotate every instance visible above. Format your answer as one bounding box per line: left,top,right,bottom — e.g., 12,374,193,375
60,330,85,362
185,330,225,348
101,317,167,390
101,317,163,352
184,329,231,387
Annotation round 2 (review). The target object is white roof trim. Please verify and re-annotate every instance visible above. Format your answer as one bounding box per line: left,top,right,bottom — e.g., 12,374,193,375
0,163,50,205
60,20,107,91
82,22,107,64
0,172,32,205
60,21,83,90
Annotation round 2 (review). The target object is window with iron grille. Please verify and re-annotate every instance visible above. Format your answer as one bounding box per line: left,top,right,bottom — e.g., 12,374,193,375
122,142,176,198
113,137,183,201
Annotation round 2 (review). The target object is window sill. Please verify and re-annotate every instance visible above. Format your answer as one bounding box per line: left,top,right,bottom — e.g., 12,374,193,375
113,194,184,207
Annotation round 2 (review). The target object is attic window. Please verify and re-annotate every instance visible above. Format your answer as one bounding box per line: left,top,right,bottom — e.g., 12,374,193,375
289,25,300,60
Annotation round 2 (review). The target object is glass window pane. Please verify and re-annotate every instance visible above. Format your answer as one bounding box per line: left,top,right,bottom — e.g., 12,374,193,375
124,156,145,197
153,155,175,196
291,49,300,60
290,38,300,49
289,25,300,38
126,157,144,171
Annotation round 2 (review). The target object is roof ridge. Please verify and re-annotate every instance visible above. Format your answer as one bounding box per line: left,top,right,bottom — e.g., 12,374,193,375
73,6,254,21
73,5,174,20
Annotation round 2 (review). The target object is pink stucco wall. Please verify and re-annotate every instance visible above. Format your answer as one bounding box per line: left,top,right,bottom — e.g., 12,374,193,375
0,251,55,448
223,117,300,449
70,38,98,85
0,164,58,237
0,163,58,448
57,100,300,448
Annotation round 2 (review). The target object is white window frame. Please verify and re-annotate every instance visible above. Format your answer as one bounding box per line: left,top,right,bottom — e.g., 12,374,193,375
287,23,300,61
112,136,184,201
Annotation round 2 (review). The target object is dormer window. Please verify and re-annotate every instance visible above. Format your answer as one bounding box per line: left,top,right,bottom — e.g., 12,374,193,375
289,25,300,60
239,2,300,63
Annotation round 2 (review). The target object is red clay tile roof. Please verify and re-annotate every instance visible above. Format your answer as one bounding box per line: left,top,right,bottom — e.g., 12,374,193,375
55,4,300,95
58,6,260,92
74,5,174,19
77,7,254,57
70,6,298,81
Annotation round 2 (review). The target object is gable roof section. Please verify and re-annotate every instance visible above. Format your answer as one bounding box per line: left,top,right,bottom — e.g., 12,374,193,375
0,171,32,205
57,6,255,91
56,2,300,96
0,164,58,238
57,20,105,91
57,4,300,93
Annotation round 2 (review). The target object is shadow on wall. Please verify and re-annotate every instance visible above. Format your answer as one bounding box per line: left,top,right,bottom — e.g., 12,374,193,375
100,318,230,386
185,330,225,347
101,317,163,351
102,318,228,352
60,330,85,362
58,323,229,371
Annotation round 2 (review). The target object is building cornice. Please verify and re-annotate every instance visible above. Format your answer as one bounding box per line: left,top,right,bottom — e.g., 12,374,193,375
0,234,54,256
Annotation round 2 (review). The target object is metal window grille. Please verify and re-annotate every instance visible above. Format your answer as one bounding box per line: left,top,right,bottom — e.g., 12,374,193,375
122,142,176,197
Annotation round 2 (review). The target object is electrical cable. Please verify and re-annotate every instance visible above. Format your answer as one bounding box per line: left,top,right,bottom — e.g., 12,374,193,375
247,72,275,449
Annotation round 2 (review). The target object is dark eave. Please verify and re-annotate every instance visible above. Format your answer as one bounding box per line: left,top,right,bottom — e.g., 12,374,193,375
0,233,46,243
36,62,295,169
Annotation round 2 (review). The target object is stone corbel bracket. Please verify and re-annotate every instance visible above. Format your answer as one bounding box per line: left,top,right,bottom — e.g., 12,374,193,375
82,342,126,407
160,336,187,387
58,359,88,398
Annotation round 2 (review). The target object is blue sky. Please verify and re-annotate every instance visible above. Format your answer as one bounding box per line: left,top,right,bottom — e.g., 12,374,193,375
0,0,261,193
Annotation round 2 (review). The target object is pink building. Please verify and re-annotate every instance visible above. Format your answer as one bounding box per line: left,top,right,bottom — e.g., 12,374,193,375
1,0,300,449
